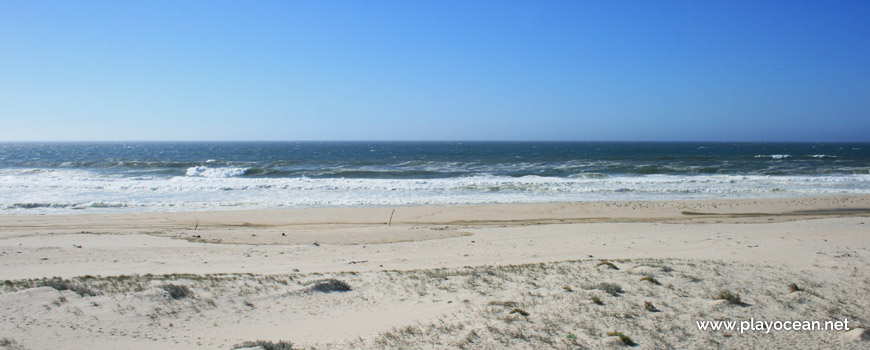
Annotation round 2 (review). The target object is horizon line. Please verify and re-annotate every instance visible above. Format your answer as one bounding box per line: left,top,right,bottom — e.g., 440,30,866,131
1,140,869,144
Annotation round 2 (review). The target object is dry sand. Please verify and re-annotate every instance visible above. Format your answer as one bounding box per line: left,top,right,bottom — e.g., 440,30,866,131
0,195,868,349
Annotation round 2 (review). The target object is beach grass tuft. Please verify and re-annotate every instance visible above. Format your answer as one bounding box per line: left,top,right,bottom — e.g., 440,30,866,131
488,300,518,308
595,261,619,270
232,340,295,350
592,282,624,296
305,278,352,293
607,331,637,346
0,338,26,350
639,276,660,285
509,308,530,316
161,284,192,300
41,278,99,297
713,290,745,305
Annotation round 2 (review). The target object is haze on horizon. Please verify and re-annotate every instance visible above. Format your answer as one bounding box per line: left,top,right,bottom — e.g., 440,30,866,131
1,0,868,142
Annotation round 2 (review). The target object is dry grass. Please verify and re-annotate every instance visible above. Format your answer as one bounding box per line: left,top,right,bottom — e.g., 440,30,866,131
0,338,26,350
161,284,193,300
591,282,624,296
595,261,619,270
643,301,659,312
713,290,746,306
39,278,99,297
607,331,637,346
1,273,298,296
232,340,295,350
488,300,518,308
304,279,351,293
639,276,660,285
508,308,530,317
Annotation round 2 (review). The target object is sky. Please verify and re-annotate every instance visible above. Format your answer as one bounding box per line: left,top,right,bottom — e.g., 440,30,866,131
0,0,868,142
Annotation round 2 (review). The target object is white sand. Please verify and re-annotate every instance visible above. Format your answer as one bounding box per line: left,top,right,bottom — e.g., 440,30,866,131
0,195,868,349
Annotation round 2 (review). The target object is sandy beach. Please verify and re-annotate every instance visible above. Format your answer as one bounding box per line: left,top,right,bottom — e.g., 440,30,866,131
5,0,870,348
1,195,869,349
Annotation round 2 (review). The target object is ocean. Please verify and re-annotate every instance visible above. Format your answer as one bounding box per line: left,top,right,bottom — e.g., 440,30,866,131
1,141,868,214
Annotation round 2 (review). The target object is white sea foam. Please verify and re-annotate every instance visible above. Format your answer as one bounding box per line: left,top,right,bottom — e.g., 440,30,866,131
755,154,792,159
184,166,248,178
810,154,836,158
1,169,869,214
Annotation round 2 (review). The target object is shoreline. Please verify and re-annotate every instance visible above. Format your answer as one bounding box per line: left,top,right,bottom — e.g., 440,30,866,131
1,195,868,279
1,194,868,241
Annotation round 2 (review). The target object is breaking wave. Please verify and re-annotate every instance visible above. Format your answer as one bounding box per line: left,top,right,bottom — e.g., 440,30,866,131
185,166,249,178
755,154,792,159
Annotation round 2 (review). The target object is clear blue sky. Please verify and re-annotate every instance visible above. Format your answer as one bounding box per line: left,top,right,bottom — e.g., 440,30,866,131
1,0,868,141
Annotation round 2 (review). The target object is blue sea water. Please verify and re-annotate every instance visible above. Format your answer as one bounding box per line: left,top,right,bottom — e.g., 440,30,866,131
1,141,868,213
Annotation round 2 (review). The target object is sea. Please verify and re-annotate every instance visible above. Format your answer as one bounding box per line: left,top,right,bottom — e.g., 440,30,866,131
1,141,868,214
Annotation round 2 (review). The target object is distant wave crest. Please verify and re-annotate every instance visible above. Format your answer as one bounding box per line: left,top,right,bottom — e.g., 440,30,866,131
755,154,791,159
6,201,131,210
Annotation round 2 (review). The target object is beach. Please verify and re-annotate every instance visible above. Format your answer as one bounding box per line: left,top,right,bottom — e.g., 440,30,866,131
4,0,870,346
1,195,868,349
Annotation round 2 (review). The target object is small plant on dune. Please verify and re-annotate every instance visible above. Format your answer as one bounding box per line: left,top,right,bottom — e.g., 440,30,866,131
488,300,518,308
607,331,636,346
161,284,192,300
684,275,702,283
232,340,294,350
787,283,803,293
509,308,530,317
40,278,99,297
305,278,351,293
590,296,604,305
1,338,27,350
713,290,745,306
562,285,573,292
1,338,17,346
639,276,660,285
594,283,624,296
596,261,619,270
643,301,659,312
